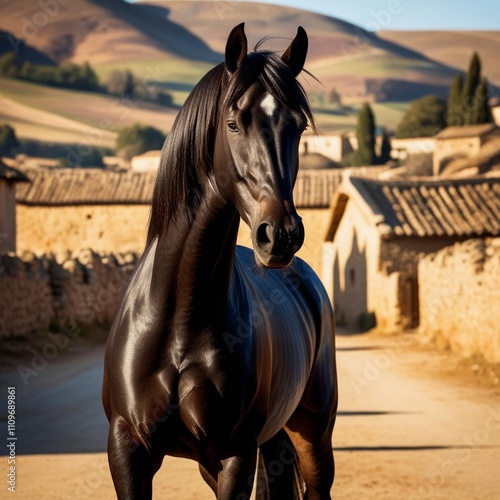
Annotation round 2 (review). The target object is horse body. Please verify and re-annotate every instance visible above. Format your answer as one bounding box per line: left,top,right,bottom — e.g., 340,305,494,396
103,23,337,499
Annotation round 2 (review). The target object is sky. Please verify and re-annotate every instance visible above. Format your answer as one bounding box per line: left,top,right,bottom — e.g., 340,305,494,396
233,0,500,30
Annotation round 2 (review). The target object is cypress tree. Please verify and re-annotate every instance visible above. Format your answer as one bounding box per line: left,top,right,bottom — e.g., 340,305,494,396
462,52,481,125
379,130,392,164
472,77,490,124
0,124,19,156
355,103,376,165
447,74,464,126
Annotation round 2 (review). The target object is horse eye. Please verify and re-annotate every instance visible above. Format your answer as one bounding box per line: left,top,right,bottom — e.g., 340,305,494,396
228,122,239,132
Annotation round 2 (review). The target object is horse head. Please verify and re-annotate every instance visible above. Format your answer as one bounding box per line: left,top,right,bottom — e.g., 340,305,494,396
212,23,311,268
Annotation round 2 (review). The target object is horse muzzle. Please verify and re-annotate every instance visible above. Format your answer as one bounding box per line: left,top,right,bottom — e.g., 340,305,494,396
252,215,305,268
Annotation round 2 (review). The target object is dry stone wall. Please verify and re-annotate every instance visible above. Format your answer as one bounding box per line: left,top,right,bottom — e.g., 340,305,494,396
419,238,500,362
0,249,137,338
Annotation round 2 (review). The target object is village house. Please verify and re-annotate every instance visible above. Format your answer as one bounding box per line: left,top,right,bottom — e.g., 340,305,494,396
299,133,353,163
490,97,500,127
130,150,162,172
390,136,435,161
433,123,499,176
323,173,500,331
0,159,29,253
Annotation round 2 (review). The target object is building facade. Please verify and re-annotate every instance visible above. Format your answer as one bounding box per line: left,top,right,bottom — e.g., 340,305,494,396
323,174,500,331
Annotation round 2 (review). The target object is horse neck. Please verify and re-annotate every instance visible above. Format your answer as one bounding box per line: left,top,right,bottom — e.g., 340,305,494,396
150,182,240,331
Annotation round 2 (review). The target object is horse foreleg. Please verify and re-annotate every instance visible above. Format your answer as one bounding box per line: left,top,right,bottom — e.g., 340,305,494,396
199,463,218,495
215,439,258,500
286,406,335,500
107,417,163,500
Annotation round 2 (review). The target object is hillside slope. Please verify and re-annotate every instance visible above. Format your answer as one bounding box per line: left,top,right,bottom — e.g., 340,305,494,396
379,30,500,88
0,0,220,65
0,30,56,65
145,0,460,101
0,78,178,146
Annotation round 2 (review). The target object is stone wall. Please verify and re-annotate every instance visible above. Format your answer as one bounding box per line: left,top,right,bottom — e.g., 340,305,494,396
0,250,137,338
17,205,151,255
418,238,500,362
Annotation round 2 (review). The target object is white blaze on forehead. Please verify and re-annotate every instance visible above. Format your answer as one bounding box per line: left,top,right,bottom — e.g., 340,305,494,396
261,93,277,117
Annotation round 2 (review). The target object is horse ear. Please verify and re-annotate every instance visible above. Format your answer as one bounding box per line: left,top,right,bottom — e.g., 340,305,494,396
225,23,248,74
282,26,308,77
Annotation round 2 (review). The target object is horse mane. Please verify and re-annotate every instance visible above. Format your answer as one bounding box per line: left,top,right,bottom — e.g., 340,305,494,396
146,48,316,246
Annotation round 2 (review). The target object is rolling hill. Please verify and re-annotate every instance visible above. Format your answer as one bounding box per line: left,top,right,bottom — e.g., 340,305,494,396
0,30,56,66
142,0,462,102
379,31,500,88
0,0,498,145
0,0,220,65
1,0,471,101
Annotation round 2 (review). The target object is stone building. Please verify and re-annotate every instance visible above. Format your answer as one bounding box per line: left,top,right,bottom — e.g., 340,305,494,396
15,168,157,254
0,159,29,252
323,174,500,331
433,124,498,176
130,150,162,172
390,137,435,161
299,133,353,162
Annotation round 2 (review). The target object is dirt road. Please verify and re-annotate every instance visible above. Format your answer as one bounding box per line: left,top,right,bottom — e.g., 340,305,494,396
1,330,499,499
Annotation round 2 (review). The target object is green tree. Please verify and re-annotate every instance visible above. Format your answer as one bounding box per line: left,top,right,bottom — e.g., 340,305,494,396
116,124,166,159
105,69,135,97
0,124,20,156
0,51,18,77
355,103,376,165
78,62,99,90
395,95,447,138
472,77,490,124
328,87,342,106
378,130,392,164
462,52,481,125
446,73,464,126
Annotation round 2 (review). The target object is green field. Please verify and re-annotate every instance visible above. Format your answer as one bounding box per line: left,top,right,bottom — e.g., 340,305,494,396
0,73,409,147
0,77,179,147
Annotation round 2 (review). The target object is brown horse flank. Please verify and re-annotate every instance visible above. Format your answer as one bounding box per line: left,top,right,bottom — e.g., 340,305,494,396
102,23,337,499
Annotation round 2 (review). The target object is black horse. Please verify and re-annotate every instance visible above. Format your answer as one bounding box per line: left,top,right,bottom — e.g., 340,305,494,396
103,23,337,499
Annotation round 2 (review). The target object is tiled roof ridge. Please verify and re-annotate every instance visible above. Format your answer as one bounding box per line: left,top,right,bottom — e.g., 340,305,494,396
326,174,500,240
349,174,500,188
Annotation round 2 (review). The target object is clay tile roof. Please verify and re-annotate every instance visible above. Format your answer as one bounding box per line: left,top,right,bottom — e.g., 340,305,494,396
15,167,347,209
299,153,343,170
293,169,343,207
326,175,500,240
434,124,496,140
16,168,157,205
0,160,29,183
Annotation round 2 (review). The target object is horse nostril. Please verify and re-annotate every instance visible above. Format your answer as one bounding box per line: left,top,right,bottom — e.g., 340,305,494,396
256,222,272,248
